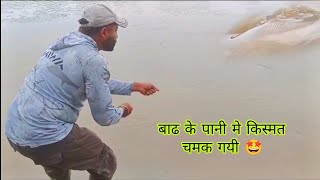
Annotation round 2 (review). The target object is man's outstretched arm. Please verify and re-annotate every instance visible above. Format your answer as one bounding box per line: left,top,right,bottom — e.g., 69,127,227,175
83,55,132,126
109,79,160,96
108,79,134,95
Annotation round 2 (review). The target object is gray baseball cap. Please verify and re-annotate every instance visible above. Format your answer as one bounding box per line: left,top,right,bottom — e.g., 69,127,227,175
79,4,128,28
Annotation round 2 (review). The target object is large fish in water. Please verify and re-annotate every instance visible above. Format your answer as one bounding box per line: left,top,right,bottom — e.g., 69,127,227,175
227,5,320,57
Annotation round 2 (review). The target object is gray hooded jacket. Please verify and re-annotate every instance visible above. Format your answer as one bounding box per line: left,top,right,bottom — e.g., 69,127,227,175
5,31,133,147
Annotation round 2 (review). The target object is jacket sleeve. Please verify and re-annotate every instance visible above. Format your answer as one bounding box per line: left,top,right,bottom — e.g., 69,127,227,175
109,79,134,95
82,54,124,126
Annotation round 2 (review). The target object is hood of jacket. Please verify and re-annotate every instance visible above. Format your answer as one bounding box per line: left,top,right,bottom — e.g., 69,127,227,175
49,31,98,51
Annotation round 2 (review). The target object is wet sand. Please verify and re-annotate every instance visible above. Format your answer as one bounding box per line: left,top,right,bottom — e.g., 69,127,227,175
1,1,320,180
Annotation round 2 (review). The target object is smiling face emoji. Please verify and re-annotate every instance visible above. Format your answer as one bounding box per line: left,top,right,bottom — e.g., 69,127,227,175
246,140,262,155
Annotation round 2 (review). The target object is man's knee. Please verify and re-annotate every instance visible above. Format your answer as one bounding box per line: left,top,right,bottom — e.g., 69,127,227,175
104,144,117,176
43,166,71,180
98,144,117,178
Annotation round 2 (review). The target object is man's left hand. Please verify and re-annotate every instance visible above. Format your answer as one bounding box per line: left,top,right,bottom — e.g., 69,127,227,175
133,82,159,96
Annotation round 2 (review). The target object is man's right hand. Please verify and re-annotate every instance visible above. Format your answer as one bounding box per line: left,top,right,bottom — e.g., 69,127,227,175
119,103,133,118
